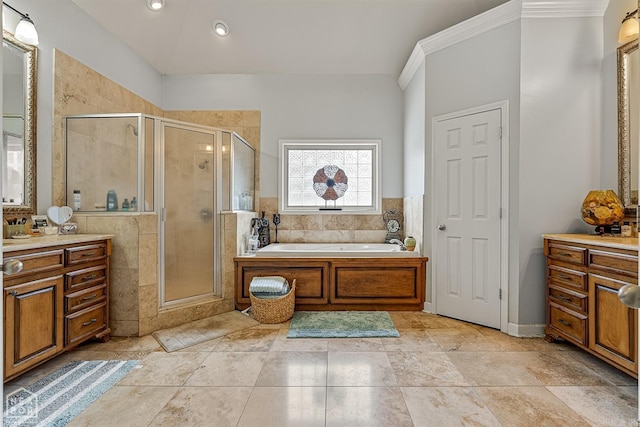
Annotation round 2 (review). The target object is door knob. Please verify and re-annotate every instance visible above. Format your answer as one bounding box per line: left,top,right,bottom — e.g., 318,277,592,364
1,259,23,275
437,224,447,231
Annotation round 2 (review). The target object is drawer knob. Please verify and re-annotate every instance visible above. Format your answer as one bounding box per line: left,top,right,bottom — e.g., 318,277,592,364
81,252,97,257
556,295,572,302
82,274,98,282
82,318,97,327
1,259,23,275
557,318,572,327
557,252,573,258
557,274,573,281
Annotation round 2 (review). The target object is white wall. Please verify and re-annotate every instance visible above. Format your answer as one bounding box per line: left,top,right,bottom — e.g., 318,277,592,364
403,61,426,197
423,20,521,313
518,16,602,324
163,74,404,199
6,0,163,213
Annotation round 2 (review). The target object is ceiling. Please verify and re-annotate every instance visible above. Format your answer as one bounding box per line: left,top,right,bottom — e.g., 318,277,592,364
72,0,509,76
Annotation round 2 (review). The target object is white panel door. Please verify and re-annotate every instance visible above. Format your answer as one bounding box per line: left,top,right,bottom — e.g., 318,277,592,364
434,108,501,328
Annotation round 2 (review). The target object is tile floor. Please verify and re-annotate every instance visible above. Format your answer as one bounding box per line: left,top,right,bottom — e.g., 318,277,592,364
4,311,638,426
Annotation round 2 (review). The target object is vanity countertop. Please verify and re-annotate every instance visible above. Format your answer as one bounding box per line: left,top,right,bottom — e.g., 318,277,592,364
2,234,114,253
543,233,639,251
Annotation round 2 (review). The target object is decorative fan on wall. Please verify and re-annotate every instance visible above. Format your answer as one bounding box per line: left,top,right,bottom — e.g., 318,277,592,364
313,165,348,209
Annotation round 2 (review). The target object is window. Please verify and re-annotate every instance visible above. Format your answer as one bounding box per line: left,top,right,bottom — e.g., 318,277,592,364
279,139,381,214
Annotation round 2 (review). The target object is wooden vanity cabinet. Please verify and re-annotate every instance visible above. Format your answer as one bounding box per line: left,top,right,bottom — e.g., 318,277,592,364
3,238,112,382
544,235,638,377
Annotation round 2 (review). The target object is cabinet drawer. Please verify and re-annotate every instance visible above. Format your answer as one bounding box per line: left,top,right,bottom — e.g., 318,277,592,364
65,303,107,347
66,265,107,292
4,250,64,279
548,243,586,265
548,284,587,313
548,265,587,290
548,302,587,345
589,249,638,278
65,243,107,266
65,284,107,313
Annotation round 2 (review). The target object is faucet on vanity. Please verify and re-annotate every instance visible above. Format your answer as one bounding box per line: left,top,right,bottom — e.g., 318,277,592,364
388,239,407,250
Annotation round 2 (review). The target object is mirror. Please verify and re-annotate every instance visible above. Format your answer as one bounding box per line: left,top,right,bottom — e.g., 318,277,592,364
617,39,638,217
2,30,37,216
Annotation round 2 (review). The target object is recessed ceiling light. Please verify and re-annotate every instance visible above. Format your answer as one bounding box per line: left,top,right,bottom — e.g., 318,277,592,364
213,20,229,37
146,0,164,12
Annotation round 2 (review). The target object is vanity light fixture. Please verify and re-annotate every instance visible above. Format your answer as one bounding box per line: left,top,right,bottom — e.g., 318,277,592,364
618,8,639,44
146,0,165,12
2,2,39,46
213,20,229,37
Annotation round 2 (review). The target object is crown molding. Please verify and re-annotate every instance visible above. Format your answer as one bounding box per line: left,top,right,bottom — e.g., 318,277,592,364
522,0,610,18
398,0,610,90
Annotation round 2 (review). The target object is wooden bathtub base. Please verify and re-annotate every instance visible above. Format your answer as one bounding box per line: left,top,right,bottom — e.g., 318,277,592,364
234,257,428,311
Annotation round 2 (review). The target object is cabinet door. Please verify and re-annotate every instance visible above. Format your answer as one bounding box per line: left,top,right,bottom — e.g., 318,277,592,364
4,275,64,379
588,274,638,373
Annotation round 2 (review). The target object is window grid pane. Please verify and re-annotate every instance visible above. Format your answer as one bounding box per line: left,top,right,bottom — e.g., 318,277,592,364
286,147,374,208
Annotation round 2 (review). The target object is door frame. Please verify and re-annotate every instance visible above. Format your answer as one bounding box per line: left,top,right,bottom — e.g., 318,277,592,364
430,100,510,333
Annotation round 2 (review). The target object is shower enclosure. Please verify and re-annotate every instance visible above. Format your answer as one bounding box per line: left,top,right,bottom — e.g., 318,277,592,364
65,114,255,307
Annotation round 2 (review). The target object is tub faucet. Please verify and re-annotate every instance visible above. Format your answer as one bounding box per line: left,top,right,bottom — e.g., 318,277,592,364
389,239,406,251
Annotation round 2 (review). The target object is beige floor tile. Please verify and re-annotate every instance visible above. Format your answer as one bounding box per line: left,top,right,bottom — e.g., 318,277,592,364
382,328,443,352
150,386,252,426
476,386,589,426
547,385,638,427
118,351,208,386
429,328,502,352
80,334,163,352
327,352,397,386
388,351,469,386
213,327,279,352
326,386,413,427
562,348,637,386
255,351,327,386
327,337,385,352
419,313,477,329
185,352,268,386
271,330,329,351
520,351,619,386
401,386,501,426
447,352,546,386
388,311,428,329
67,385,179,427
474,326,570,352
237,387,326,427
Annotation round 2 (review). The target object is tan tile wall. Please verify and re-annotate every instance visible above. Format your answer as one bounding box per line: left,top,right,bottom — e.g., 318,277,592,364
258,197,404,244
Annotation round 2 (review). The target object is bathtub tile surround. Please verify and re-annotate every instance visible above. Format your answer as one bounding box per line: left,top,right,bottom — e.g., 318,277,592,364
8,312,636,426
258,197,403,244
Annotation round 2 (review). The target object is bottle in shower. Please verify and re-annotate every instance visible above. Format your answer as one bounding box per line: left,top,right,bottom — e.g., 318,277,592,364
130,196,137,211
122,198,130,211
107,190,118,211
73,190,81,211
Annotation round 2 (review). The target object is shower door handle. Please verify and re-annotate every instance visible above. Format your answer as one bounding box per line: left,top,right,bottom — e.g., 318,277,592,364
437,224,446,231
200,209,213,222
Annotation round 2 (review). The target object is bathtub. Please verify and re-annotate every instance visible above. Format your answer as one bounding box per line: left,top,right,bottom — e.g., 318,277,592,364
255,242,420,257
236,244,428,311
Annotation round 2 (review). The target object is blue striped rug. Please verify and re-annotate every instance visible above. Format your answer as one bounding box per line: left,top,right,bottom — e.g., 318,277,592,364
3,360,138,427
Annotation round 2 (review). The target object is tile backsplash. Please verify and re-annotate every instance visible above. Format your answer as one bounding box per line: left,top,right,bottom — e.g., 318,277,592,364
256,197,404,244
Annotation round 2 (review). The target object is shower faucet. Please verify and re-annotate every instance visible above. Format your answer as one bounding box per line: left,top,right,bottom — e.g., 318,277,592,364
389,239,407,251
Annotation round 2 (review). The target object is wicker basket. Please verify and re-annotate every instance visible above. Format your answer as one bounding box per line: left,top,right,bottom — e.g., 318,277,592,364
249,279,296,324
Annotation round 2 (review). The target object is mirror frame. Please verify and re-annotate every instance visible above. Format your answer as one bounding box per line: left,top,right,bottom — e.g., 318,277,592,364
617,38,638,217
3,30,37,216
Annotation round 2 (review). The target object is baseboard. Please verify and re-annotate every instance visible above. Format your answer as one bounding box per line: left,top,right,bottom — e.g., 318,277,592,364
507,322,546,337
422,302,433,313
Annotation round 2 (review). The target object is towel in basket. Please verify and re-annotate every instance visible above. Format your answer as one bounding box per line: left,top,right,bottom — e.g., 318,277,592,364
249,276,290,298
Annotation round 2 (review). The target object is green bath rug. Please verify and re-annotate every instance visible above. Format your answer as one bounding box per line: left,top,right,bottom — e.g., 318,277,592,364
287,311,400,338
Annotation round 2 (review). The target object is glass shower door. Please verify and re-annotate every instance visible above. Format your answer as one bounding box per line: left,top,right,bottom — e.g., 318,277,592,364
161,124,216,303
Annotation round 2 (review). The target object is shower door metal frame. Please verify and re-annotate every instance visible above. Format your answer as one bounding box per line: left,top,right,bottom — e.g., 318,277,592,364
157,118,223,309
